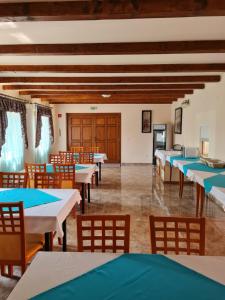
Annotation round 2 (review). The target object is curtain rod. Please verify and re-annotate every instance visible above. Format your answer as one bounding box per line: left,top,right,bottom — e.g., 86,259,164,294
0,93,31,104
34,102,53,109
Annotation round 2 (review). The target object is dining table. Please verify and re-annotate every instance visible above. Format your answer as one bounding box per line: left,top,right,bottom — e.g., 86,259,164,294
0,188,81,252
7,252,225,300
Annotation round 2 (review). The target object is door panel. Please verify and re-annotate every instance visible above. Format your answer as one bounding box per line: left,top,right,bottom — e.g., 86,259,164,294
67,113,121,163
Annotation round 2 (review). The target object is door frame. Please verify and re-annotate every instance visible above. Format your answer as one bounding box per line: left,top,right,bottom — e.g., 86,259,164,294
66,113,121,163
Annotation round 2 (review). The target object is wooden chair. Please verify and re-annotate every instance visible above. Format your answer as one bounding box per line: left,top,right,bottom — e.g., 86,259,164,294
85,146,100,153
0,202,44,278
79,152,94,164
149,215,205,255
77,215,130,253
25,163,46,187
34,173,62,189
70,146,84,153
48,154,65,164
59,151,77,164
0,172,28,188
53,163,76,189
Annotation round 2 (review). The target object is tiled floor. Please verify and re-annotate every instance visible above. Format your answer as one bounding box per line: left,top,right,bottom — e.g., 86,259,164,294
1,165,225,299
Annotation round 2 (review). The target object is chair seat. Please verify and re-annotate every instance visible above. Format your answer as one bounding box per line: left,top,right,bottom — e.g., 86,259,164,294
25,233,44,261
61,180,82,190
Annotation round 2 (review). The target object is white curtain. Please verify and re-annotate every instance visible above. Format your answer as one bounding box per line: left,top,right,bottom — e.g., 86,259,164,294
35,116,51,163
0,112,24,172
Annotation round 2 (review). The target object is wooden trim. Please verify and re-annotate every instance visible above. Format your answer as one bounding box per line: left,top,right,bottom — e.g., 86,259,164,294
0,75,220,83
51,100,174,104
1,64,225,73
6,83,205,91
0,41,225,55
0,1,224,22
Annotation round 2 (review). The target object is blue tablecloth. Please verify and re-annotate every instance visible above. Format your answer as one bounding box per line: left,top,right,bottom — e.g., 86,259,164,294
204,174,225,193
182,163,225,176
30,254,225,300
46,164,89,173
0,188,61,209
168,155,199,166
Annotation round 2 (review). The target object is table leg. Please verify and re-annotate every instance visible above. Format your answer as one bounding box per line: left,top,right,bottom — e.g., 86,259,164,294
88,183,91,203
169,165,172,182
179,170,184,198
44,233,51,251
62,219,67,252
199,185,205,217
81,183,85,214
95,171,99,186
99,162,102,181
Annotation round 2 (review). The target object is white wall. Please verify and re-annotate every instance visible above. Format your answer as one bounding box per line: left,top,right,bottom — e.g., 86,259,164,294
171,74,225,161
53,104,172,163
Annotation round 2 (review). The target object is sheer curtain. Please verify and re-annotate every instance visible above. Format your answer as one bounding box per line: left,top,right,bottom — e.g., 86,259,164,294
0,112,24,171
35,116,51,163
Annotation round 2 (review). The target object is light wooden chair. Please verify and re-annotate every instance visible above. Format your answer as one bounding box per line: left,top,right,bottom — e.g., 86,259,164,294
85,146,100,153
0,202,44,278
53,163,76,189
77,215,130,253
79,152,94,164
0,172,28,188
59,151,77,164
34,173,62,189
149,215,205,255
25,163,46,188
70,146,84,153
48,154,65,164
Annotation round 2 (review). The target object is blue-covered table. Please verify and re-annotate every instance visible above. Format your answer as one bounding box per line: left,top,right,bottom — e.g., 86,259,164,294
7,252,225,300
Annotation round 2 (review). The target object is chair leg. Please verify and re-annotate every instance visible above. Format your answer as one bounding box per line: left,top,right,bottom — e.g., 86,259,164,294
1,265,14,278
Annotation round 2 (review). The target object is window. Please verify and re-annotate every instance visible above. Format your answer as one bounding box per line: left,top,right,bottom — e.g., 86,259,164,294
0,112,24,171
35,116,51,163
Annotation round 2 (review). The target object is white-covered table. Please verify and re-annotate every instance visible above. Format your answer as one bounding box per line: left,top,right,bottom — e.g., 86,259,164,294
94,153,107,181
0,189,81,251
8,252,225,300
155,149,182,166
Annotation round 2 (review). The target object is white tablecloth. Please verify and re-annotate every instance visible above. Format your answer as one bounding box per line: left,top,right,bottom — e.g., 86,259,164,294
155,149,182,166
94,153,107,164
0,188,81,238
8,252,225,300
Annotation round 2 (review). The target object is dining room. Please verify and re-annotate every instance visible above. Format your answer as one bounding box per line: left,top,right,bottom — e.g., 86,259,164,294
0,1,225,299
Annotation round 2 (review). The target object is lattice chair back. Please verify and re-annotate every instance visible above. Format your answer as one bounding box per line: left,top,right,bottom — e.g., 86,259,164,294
149,215,205,255
34,173,62,189
0,172,28,188
48,154,65,164
85,146,100,153
77,215,130,253
53,163,76,188
59,151,76,164
79,152,94,164
70,146,84,153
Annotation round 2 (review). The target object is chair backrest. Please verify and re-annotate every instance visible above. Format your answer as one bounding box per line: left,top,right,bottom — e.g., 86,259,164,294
53,164,76,188
77,215,130,253
34,173,62,189
0,172,28,188
0,202,25,264
59,151,76,163
70,146,84,153
25,163,46,180
149,215,205,255
85,146,99,153
49,154,65,164
79,152,94,164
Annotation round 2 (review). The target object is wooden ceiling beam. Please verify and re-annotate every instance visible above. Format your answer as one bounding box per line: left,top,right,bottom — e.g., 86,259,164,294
20,89,193,96
0,1,224,22
0,41,225,55
5,84,205,91
46,99,175,104
1,64,225,73
0,75,220,83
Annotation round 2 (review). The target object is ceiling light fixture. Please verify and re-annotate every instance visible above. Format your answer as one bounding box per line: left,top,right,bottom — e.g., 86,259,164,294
101,94,111,98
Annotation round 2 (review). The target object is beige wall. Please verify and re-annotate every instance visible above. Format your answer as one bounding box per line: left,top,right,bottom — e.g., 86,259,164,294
53,104,172,163
171,74,225,161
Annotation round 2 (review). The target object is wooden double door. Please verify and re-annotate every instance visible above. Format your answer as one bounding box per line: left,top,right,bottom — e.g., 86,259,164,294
67,113,121,163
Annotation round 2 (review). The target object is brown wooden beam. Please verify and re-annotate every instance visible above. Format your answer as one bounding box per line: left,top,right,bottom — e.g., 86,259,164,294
0,75,220,83
1,64,225,73
21,90,192,96
46,99,175,104
0,1,224,22
0,41,225,55
5,83,205,91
